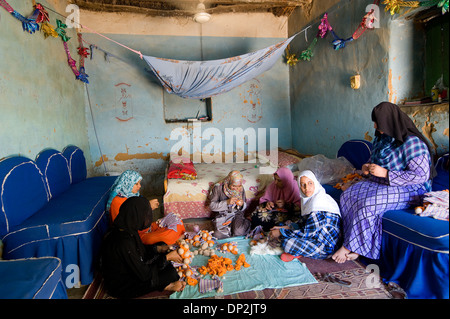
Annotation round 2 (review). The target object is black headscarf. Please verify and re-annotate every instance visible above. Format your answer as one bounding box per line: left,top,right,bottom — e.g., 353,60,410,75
113,196,153,233
371,101,436,178
372,102,426,145
101,196,177,298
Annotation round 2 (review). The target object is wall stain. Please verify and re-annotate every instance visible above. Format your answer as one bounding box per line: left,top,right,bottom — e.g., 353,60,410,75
364,131,373,142
115,151,169,162
421,116,438,152
388,68,397,104
95,155,109,167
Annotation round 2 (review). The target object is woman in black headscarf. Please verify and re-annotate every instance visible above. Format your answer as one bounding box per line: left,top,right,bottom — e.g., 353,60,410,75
101,196,185,298
332,102,434,263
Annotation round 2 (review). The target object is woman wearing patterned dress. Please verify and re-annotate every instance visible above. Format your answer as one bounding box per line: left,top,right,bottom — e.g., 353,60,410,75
270,170,341,260
332,102,435,263
209,170,251,239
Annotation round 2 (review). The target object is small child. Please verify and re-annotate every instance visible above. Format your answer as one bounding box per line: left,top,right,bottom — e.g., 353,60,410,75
269,170,341,260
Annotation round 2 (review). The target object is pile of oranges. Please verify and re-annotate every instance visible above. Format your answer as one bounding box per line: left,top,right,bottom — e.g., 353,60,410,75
217,242,239,255
333,172,362,189
198,253,250,277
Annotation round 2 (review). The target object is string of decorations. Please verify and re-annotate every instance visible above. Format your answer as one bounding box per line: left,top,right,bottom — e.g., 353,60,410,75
2,0,447,72
383,0,449,15
285,8,377,66
0,0,89,83
285,0,448,66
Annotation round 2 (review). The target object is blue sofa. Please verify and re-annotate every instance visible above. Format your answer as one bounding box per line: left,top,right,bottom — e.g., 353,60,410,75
0,146,116,288
0,257,67,299
323,140,449,299
377,153,449,299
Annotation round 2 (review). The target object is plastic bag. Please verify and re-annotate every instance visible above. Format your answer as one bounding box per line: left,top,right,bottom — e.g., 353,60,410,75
296,154,355,185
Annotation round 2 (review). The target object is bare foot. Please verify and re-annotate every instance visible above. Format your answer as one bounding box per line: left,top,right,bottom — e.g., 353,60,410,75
346,252,359,261
332,246,351,264
164,281,186,292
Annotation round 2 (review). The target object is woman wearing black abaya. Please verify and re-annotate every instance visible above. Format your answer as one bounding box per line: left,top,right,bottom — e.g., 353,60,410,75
101,196,185,298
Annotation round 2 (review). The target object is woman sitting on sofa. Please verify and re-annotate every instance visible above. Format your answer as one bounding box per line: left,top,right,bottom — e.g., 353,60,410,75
332,102,435,263
107,170,185,246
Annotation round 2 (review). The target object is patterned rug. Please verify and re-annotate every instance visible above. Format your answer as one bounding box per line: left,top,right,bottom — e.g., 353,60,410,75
83,219,391,299
83,254,391,300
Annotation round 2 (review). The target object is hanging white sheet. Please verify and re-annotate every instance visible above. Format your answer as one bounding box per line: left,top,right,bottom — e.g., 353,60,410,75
143,35,295,99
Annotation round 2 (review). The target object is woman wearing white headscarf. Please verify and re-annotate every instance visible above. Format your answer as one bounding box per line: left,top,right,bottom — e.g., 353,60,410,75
270,170,341,261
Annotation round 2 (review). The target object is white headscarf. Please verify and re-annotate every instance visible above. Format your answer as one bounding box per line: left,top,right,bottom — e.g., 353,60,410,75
298,170,340,217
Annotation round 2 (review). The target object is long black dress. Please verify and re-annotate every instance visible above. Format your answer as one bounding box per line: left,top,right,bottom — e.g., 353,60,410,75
101,196,179,298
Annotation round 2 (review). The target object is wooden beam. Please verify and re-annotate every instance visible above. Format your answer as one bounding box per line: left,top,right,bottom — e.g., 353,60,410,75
72,0,310,16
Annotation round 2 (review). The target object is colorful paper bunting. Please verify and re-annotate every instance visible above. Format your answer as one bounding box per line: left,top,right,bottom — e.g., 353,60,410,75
352,9,377,39
76,33,90,84
41,22,58,39
55,19,70,42
383,0,449,15
299,38,318,61
10,10,40,34
0,0,90,83
285,0,447,66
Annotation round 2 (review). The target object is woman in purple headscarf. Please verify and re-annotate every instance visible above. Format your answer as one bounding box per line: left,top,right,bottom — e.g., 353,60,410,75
252,167,302,231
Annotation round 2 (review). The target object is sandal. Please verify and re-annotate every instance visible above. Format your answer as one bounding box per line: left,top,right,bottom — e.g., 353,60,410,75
387,282,407,299
281,253,301,262
315,272,352,287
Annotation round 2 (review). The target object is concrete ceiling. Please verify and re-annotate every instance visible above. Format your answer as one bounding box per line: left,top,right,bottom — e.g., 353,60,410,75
71,0,313,18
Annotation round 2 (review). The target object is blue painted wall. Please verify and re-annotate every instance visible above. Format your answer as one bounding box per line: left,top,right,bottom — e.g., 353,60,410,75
82,33,291,184
0,0,90,164
289,1,449,158
2,0,448,194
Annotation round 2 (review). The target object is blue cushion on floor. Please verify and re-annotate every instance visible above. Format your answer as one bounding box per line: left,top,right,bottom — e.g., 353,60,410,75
0,257,67,299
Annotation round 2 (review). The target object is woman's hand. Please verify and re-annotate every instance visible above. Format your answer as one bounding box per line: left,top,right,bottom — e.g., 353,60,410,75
269,226,289,238
227,197,237,205
166,250,183,263
265,201,275,210
368,164,388,178
150,199,160,210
